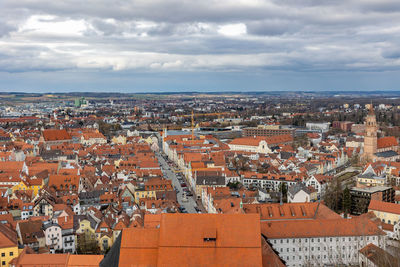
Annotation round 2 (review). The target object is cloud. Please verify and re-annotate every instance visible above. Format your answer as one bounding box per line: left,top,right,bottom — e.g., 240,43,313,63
0,0,400,78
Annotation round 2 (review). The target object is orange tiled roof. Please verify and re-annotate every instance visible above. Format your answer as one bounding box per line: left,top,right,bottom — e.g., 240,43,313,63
243,202,340,221
118,213,262,267
230,135,293,146
377,136,398,149
368,199,400,215
261,217,385,239
42,129,72,141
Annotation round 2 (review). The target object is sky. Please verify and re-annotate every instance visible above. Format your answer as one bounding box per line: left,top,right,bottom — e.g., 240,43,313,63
1,0,400,92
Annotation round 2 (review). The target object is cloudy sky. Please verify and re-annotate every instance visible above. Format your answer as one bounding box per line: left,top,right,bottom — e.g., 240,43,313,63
1,0,400,92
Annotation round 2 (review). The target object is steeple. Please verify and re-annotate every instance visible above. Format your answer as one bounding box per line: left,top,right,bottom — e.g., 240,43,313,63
363,102,377,161
368,102,375,116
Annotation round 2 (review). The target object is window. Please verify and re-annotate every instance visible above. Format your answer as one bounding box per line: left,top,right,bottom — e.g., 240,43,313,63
9,252,13,256
1,261,4,266
1,253,4,257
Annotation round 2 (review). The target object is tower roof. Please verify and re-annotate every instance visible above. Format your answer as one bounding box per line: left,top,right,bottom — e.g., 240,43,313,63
368,103,375,116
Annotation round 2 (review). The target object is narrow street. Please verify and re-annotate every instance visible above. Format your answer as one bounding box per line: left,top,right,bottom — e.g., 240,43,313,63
157,152,198,213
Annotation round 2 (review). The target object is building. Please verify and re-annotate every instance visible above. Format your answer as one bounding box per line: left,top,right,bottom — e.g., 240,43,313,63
287,183,317,203
363,105,378,161
100,213,266,267
368,199,400,225
10,250,102,267
40,129,73,146
358,243,399,267
262,218,386,267
356,164,386,188
228,135,293,154
350,186,395,215
332,121,353,132
362,105,400,162
0,224,18,267
243,126,295,137
305,122,330,133
42,221,62,253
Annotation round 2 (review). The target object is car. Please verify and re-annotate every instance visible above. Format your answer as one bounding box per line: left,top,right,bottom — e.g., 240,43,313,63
181,183,187,187
186,192,193,196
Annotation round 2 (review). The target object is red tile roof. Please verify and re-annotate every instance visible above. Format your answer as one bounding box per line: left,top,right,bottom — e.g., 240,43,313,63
377,136,398,149
119,213,262,267
368,199,400,215
261,217,385,239
42,129,72,141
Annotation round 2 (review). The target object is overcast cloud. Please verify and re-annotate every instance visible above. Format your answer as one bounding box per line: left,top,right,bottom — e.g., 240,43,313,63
1,0,400,91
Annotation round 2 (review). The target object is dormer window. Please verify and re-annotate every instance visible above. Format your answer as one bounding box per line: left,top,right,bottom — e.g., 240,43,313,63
203,227,216,242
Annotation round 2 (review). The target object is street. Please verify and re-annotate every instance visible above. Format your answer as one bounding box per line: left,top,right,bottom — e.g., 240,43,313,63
157,152,199,213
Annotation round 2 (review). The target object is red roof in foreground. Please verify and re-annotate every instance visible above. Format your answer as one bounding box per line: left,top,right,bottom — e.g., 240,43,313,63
118,213,262,267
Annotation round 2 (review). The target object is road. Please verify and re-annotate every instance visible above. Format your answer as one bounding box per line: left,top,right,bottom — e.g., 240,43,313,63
157,152,198,213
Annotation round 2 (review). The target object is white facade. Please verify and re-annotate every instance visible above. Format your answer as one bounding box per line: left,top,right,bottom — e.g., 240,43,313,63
288,189,311,203
228,140,271,154
269,234,386,267
242,177,297,191
305,175,326,196
44,223,63,251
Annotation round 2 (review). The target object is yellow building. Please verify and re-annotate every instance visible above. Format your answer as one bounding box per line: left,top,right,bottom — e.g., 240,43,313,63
12,178,43,197
134,190,156,203
368,199,400,225
97,234,113,252
76,218,96,238
95,221,114,252
0,224,19,267
111,135,127,145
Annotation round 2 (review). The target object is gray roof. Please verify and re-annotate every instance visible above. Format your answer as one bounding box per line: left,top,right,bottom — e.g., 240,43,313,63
196,175,225,186
288,183,310,196
375,150,399,158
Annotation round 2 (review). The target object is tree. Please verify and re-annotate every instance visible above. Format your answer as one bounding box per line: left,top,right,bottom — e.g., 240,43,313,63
227,181,241,190
323,178,343,213
342,187,351,218
279,183,288,202
77,232,99,254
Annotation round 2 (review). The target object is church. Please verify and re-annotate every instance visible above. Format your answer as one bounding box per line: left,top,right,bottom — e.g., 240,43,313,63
363,104,400,162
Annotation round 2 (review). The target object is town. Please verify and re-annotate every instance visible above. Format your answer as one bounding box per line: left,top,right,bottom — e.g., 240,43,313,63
0,92,399,266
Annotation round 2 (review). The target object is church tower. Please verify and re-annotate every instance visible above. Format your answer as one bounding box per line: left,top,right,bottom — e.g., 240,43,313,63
363,104,377,161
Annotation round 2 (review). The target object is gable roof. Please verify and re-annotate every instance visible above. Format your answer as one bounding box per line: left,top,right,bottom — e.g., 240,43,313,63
368,199,400,215
111,213,263,267
42,129,72,141
261,217,385,239
377,136,398,149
